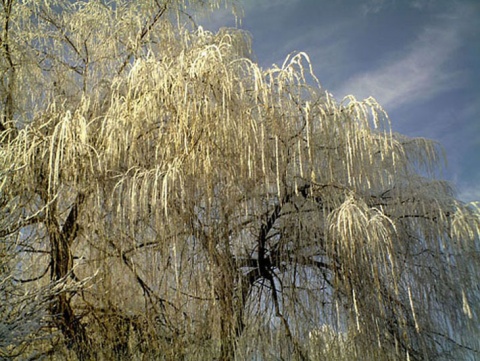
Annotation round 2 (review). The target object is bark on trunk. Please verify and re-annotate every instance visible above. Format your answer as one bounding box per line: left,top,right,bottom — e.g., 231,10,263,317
47,194,90,356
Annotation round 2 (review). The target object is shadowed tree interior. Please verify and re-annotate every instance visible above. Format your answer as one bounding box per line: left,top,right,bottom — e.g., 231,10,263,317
1,1,479,360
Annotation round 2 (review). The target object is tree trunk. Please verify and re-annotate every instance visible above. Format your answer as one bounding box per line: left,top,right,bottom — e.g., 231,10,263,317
215,262,255,361
217,276,239,361
46,194,90,357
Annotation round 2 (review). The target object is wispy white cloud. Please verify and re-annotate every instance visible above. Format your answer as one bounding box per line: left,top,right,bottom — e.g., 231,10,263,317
263,19,351,70
242,0,302,12
409,0,436,10
361,0,394,15
456,181,480,203
362,0,441,14
333,22,463,110
332,0,480,112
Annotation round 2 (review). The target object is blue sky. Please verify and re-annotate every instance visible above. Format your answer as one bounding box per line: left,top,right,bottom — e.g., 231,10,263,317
199,0,480,202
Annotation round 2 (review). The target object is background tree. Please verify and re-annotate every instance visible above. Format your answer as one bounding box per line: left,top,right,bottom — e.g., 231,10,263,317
1,0,479,360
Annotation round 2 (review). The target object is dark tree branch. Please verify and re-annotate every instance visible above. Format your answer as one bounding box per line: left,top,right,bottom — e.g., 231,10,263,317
117,1,170,75
13,263,50,283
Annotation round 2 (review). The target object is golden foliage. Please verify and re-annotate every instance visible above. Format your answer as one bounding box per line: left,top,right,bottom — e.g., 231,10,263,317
1,1,479,360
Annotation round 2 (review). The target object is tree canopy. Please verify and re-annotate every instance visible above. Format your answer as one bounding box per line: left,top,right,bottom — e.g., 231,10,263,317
1,1,479,360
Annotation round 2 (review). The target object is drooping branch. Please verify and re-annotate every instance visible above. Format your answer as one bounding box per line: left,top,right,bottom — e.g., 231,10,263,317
106,238,185,334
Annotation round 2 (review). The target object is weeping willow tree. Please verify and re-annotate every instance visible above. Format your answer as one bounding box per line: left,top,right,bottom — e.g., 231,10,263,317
1,0,479,360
